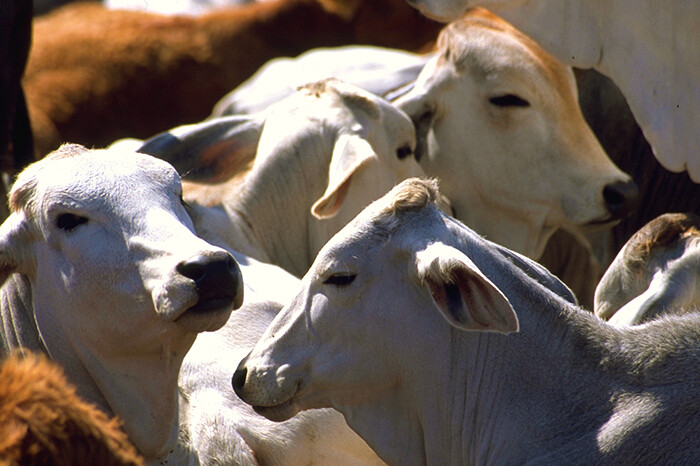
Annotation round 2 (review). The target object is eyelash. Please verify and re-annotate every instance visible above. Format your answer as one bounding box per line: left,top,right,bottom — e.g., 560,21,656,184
323,274,356,287
55,213,88,232
489,94,530,108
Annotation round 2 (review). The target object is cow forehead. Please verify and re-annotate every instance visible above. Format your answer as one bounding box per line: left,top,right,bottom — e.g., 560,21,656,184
435,13,576,100
24,151,181,208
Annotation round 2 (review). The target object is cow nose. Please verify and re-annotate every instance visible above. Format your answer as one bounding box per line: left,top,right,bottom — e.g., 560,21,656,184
177,251,244,309
603,179,639,219
232,356,249,396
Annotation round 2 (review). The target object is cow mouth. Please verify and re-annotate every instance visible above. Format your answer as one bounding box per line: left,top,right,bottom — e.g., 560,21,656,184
174,295,236,331
584,216,621,230
252,395,300,422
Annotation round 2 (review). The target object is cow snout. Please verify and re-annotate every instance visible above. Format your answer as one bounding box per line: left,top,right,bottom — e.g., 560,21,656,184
231,358,248,397
603,179,639,220
176,251,244,318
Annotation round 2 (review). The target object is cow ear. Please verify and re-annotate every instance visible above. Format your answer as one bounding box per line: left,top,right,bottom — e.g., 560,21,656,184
394,95,434,163
414,242,519,334
0,213,33,286
311,133,376,219
138,115,263,183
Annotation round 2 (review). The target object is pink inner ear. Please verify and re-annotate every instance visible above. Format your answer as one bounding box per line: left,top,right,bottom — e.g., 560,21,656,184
314,177,351,218
427,277,448,310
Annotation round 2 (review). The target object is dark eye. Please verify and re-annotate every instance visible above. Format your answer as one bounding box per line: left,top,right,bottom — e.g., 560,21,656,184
489,94,530,108
55,213,88,232
396,145,413,160
323,274,356,287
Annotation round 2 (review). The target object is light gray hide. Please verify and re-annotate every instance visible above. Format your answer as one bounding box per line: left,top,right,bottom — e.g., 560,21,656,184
210,45,430,116
595,212,700,326
235,178,700,465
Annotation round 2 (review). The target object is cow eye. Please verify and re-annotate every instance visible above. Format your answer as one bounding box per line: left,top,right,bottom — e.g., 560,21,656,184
396,145,413,160
489,94,530,108
55,213,88,232
323,274,356,287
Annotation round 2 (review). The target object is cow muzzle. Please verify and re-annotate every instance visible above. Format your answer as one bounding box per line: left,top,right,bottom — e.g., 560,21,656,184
173,250,243,332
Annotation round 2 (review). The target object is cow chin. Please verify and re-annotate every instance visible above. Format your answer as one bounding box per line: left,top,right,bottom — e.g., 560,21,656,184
174,297,235,333
252,397,301,422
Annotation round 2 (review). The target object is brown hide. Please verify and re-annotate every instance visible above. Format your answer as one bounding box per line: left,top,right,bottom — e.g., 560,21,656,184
23,0,441,157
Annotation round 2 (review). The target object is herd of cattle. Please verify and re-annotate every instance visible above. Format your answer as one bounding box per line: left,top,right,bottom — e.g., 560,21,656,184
0,0,699,464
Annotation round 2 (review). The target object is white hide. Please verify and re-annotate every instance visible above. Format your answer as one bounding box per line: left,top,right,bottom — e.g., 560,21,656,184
211,45,430,116
595,213,700,326
0,144,243,462
235,178,700,465
405,0,700,182
393,9,636,259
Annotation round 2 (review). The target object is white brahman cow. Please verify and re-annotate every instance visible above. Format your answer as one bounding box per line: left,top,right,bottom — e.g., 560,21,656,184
594,212,700,326
0,144,380,465
0,143,243,462
405,0,700,183
234,178,700,465
141,78,428,278
393,9,637,259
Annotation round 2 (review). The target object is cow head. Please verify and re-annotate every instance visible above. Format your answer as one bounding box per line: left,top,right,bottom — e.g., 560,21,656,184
232,179,517,428
0,144,244,458
395,9,638,259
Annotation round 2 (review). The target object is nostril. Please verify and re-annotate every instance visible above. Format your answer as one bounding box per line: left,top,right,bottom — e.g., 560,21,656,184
603,180,639,219
177,259,206,282
177,252,242,303
232,366,248,394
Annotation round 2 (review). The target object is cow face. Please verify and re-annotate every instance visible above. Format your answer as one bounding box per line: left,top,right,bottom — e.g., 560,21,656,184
233,179,517,422
395,10,637,259
0,145,243,357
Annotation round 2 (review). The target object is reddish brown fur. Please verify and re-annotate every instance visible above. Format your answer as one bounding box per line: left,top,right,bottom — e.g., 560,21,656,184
0,352,144,466
24,0,441,158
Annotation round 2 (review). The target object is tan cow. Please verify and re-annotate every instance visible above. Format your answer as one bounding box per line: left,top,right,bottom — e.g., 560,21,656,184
394,9,637,260
405,0,700,183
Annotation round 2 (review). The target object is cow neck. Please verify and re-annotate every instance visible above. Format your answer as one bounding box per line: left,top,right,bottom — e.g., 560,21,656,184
341,293,621,464
443,176,553,260
32,293,195,461
225,132,329,278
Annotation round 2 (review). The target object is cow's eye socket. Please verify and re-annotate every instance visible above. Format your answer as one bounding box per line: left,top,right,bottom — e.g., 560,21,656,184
56,213,88,232
489,94,530,107
323,274,356,287
396,145,413,160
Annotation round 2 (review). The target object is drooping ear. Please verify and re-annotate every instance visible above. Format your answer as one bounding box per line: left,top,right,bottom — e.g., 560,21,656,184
0,212,34,286
311,132,376,219
138,115,264,182
414,242,519,334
